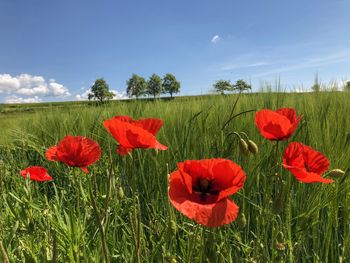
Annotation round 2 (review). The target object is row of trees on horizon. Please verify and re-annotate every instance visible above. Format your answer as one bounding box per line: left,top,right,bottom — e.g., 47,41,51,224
87,73,181,102
86,76,350,102
126,73,180,99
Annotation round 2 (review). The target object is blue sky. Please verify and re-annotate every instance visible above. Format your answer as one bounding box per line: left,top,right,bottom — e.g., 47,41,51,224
0,0,349,103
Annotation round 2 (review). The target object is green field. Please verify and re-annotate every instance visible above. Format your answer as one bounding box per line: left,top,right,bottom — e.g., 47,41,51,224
0,92,349,262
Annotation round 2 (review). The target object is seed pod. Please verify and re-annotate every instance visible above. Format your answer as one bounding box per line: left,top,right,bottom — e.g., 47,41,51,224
170,219,177,235
327,169,345,178
274,232,285,251
274,242,286,251
247,140,258,155
117,186,124,199
239,139,249,156
237,212,247,229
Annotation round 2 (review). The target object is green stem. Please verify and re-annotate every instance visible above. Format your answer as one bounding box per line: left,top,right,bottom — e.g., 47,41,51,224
89,175,110,263
0,241,9,263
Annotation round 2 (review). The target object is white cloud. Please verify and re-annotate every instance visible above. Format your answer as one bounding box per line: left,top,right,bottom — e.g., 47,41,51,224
211,35,221,44
110,90,128,100
5,95,42,104
0,74,70,97
75,89,128,101
75,89,92,101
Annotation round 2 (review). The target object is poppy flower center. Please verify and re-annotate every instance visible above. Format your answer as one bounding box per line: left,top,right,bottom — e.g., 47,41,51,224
192,178,218,196
305,163,312,172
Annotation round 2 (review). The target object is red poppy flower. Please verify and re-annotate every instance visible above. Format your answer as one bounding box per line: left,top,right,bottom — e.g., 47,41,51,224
255,108,302,141
168,158,246,227
283,142,333,184
20,166,53,182
46,135,101,173
103,115,168,155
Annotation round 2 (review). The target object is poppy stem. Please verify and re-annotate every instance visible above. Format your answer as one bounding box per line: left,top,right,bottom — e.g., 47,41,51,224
0,241,9,263
89,176,110,263
274,141,280,167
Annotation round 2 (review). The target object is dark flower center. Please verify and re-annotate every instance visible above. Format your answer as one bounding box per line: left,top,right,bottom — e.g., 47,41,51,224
305,163,312,172
192,178,219,197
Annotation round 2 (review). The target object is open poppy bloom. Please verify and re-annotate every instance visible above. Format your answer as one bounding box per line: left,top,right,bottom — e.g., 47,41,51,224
20,166,53,182
168,158,246,227
255,108,302,141
283,142,333,184
103,115,168,155
46,135,101,173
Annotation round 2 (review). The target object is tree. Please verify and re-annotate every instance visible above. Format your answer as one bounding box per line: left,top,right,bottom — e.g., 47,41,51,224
147,74,163,99
233,79,251,93
162,73,180,98
213,80,232,95
90,78,114,102
126,74,147,99
87,93,94,101
345,81,350,92
311,73,321,92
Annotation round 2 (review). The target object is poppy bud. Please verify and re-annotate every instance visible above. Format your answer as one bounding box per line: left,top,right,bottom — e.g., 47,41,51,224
327,169,345,178
164,254,177,263
247,140,258,155
274,232,285,251
117,187,124,199
239,139,249,155
236,212,247,229
170,219,177,235
274,242,286,251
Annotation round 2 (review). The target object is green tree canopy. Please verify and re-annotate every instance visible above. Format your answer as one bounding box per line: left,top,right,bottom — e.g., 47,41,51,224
345,81,350,92
90,78,114,102
213,80,232,95
311,74,321,92
233,79,252,93
162,73,180,98
147,74,163,99
126,74,147,99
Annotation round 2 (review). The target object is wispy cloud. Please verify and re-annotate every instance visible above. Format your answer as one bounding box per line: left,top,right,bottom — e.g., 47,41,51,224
221,62,270,71
211,35,221,44
253,50,350,78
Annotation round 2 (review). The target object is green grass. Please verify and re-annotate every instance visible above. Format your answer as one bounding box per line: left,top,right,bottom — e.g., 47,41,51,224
0,92,349,262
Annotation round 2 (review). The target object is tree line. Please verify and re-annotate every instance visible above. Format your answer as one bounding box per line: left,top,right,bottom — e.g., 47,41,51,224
87,74,181,102
126,73,180,99
213,79,251,94
87,76,252,102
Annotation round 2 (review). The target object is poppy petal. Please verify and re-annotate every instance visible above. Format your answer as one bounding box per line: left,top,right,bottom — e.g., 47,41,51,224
255,110,291,140
80,167,89,173
20,166,53,182
112,115,134,122
301,144,330,174
46,146,59,161
104,115,167,155
283,142,333,184
283,166,334,184
46,136,101,170
255,108,301,141
134,118,163,135
117,145,133,155
275,108,297,123
169,170,239,227
211,160,246,201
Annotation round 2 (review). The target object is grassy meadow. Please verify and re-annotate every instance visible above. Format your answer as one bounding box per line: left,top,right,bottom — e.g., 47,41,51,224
0,92,349,262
